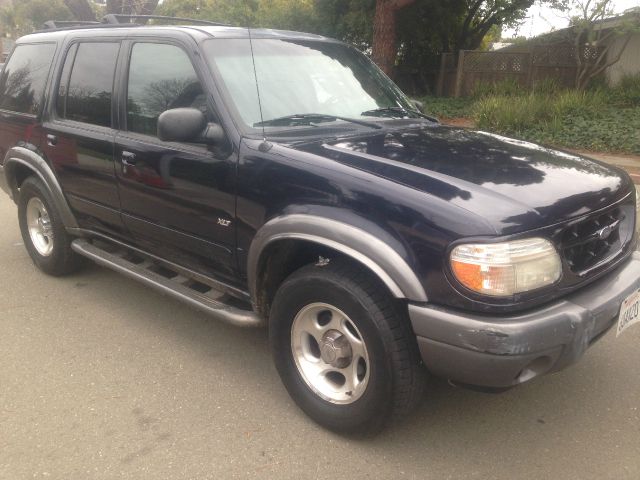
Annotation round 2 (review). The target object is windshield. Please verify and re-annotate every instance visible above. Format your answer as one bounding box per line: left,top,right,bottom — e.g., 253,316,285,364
202,38,418,131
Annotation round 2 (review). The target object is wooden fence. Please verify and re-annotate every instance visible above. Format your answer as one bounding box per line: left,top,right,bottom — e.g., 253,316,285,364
437,45,578,97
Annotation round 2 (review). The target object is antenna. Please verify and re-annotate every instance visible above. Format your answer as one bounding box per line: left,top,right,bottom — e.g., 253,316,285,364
247,27,268,144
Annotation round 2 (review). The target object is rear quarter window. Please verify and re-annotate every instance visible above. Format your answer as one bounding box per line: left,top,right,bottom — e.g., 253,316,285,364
0,43,56,115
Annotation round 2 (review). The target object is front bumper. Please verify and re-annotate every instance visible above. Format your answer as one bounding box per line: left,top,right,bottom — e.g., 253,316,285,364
409,251,640,388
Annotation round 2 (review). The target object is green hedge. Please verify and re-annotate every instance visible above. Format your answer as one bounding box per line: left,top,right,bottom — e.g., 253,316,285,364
421,76,640,154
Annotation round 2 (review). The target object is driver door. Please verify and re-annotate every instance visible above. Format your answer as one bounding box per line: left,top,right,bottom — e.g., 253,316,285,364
114,39,237,279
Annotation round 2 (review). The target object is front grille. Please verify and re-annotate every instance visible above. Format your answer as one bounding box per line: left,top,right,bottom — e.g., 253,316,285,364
562,204,630,273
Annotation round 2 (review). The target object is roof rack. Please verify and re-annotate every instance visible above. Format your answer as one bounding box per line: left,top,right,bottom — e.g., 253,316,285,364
42,20,101,30
102,14,229,27
39,15,229,32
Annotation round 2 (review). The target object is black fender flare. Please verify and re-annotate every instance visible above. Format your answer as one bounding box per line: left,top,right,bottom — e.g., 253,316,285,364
247,213,428,305
2,146,79,230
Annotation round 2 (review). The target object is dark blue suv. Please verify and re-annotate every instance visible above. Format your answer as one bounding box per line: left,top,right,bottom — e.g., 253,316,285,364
0,16,638,433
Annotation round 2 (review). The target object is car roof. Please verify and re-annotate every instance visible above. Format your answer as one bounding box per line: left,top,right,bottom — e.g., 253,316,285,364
16,25,332,45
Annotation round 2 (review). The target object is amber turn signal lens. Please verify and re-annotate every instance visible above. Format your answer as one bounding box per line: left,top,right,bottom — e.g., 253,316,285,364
451,261,483,292
450,238,561,296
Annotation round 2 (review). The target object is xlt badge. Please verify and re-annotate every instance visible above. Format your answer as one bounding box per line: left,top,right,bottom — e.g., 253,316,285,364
217,218,231,227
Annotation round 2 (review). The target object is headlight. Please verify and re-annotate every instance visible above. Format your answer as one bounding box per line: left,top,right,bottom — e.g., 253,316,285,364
450,238,561,296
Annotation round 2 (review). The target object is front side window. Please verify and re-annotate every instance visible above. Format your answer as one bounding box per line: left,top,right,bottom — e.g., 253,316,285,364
127,43,206,137
62,42,120,127
0,43,56,115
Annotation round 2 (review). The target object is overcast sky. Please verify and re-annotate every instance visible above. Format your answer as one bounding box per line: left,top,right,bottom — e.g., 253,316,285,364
503,0,640,38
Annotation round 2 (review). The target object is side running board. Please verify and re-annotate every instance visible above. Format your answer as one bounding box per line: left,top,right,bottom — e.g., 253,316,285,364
71,238,264,328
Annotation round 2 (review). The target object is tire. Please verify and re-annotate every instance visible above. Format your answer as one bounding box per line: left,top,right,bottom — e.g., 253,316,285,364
269,259,426,434
17,176,82,276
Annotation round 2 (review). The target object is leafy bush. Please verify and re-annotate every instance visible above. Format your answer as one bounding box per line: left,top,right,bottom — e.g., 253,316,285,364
423,76,639,154
473,93,551,133
544,106,640,153
554,89,607,114
471,77,523,98
532,77,562,95
421,96,473,119
473,89,640,154
608,74,640,107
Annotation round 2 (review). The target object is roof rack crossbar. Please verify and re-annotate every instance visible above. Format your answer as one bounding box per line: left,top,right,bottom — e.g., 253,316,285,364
43,20,101,30
102,14,228,27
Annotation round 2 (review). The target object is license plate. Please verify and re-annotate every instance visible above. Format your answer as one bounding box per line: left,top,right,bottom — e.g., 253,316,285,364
617,289,640,337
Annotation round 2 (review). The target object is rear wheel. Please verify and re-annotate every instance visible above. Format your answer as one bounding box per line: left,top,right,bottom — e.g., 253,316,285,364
18,176,82,276
269,260,426,434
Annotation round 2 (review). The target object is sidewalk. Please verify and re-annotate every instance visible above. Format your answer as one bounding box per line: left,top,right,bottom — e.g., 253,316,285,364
573,151,640,185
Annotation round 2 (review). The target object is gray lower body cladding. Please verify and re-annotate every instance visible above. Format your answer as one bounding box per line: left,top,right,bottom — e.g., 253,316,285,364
409,251,640,388
71,239,264,328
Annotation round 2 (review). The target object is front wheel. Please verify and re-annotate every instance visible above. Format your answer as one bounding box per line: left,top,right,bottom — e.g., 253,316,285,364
269,260,426,434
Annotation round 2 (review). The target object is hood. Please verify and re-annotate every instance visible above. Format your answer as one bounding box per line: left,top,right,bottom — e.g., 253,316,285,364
296,125,634,235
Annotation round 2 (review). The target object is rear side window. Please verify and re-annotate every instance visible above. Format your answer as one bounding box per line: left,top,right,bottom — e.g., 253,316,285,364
59,42,120,127
127,43,206,136
0,43,56,115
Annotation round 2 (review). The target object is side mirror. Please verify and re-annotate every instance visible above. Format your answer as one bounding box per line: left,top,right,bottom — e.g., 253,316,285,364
157,108,224,144
201,123,225,144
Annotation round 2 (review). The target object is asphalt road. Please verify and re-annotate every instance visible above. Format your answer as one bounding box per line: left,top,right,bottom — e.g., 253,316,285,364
1,198,639,480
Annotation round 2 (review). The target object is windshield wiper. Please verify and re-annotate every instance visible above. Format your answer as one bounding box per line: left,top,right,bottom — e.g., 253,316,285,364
254,113,382,130
361,106,437,122
361,106,409,118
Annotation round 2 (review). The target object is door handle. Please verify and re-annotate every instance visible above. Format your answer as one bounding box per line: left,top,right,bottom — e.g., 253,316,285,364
46,134,58,146
121,151,137,174
121,151,137,165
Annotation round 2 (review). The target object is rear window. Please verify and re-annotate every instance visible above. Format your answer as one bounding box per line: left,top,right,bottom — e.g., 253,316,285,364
0,43,56,115
59,42,120,127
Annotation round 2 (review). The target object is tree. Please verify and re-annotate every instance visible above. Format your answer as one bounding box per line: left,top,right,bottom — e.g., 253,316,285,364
314,0,375,51
371,0,417,75
0,0,543,93
105,0,161,16
387,0,539,91
453,0,535,52
552,0,638,89
63,0,95,21
326,1,541,79
158,0,318,30
256,0,318,32
62,0,160,22
1,0,74,37
0,0,162,36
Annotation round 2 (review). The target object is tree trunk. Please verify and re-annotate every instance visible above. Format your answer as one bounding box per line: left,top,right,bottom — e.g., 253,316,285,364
575,34,632,90
372,1,398,76
371,0,416,77
63,0,96,21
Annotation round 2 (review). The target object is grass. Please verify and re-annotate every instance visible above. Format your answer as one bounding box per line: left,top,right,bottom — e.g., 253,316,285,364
420,96,474,119
421,76,640,155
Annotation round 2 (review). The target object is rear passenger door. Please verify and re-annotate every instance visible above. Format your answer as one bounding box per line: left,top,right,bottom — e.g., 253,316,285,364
41,41,125,236
114,40,237,280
